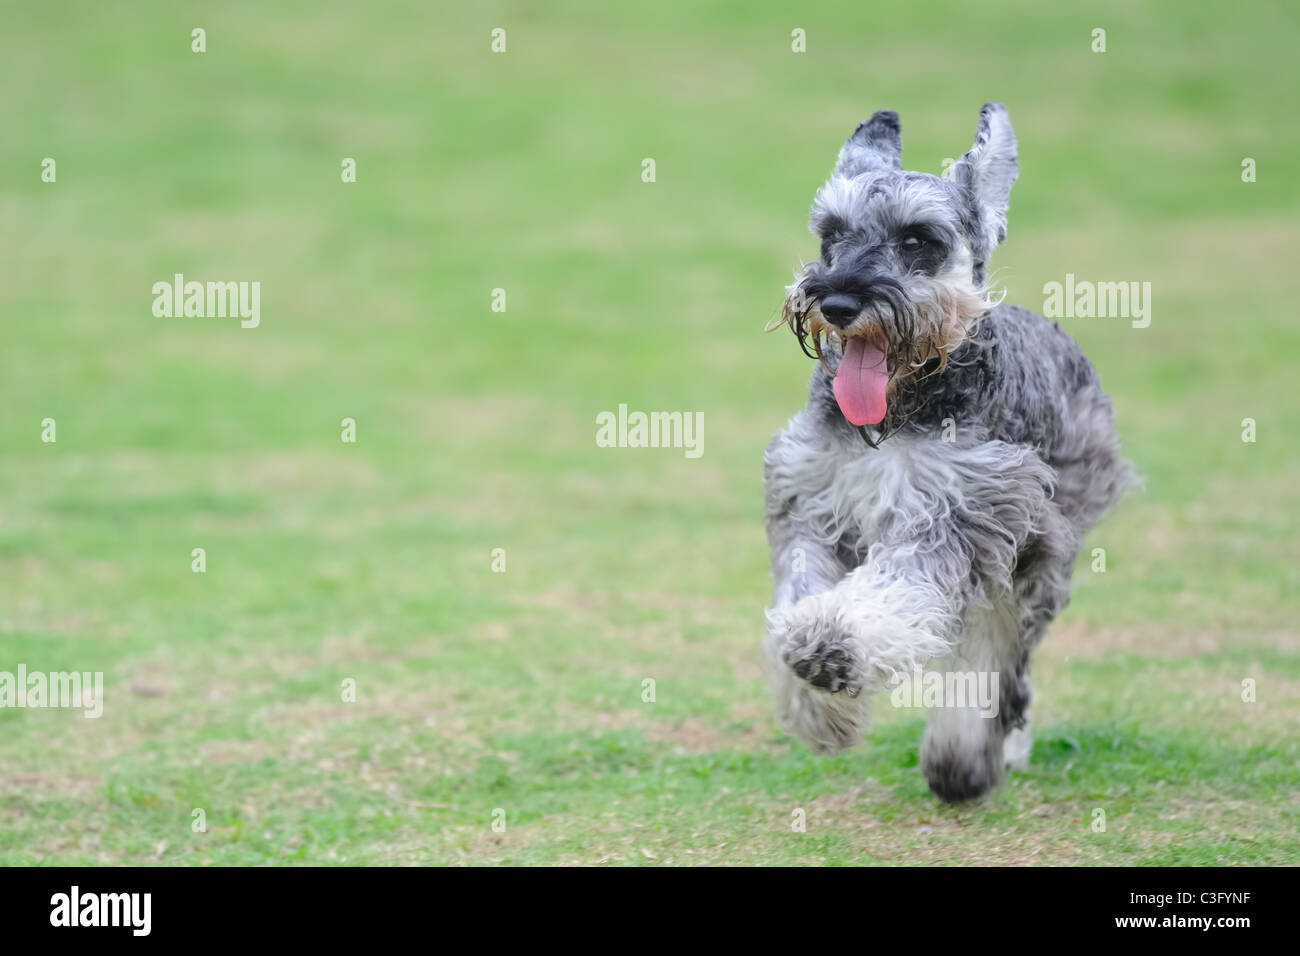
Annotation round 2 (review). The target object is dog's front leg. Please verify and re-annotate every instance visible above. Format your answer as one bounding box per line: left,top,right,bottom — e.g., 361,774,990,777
774,531,971,694
767,439,1058,766
767,507,847,609
766,512,974,756
762,503,870,753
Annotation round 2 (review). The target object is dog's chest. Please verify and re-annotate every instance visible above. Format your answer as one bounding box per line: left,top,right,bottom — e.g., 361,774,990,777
815,443,915,541
770,420,923,546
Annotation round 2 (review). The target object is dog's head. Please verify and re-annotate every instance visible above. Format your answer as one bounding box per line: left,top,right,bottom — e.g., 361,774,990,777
779,104,1018,427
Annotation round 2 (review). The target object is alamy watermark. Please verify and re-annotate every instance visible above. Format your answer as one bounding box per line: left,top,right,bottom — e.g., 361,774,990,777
0,665,103,718
1042,273,1151,328
50,886,150,935
595,404,703,459
152,273,260,328
889,668,999,718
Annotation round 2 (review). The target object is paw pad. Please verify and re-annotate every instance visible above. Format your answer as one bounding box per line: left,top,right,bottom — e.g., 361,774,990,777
785,643,861,695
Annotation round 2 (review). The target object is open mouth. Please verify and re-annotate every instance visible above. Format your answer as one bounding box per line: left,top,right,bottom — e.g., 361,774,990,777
831,332,890,426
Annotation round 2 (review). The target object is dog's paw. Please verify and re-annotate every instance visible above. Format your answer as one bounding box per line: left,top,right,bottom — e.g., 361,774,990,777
787,640,861,695
769,599,865,696
1003,725,1032,771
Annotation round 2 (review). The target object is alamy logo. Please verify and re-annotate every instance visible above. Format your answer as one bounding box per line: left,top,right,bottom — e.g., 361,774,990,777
1042,273,1151,328
50,886,151,936
889,668,1000,718
152,273,260,328
0,665,103,718
595,404,703,459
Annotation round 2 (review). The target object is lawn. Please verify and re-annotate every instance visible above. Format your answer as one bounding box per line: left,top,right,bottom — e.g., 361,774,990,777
0,0,1297,865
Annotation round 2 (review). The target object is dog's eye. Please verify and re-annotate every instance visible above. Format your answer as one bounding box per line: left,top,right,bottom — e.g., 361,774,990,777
900,235,925,253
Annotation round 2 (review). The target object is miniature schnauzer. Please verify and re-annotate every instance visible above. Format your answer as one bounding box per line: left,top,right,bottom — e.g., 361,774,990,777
763,104,1131,802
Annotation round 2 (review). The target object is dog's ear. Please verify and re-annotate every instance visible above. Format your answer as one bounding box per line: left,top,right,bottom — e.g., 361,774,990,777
950,103,1018,260
833,110,902,178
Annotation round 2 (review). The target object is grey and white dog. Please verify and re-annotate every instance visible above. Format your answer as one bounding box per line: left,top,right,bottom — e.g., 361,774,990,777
763,104,1131,802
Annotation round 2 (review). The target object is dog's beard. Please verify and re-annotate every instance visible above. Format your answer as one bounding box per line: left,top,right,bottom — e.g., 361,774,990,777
772,270,1000,426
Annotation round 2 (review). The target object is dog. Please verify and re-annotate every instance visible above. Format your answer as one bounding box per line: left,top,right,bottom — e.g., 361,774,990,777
763,104,1132,802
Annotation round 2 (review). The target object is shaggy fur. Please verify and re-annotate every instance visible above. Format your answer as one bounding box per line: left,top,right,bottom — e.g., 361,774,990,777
763,104,1132,802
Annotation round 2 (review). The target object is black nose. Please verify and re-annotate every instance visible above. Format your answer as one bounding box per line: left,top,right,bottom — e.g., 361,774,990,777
820,294,862,327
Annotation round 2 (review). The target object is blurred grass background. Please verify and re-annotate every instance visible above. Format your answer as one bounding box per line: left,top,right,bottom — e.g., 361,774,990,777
0,0,1296,864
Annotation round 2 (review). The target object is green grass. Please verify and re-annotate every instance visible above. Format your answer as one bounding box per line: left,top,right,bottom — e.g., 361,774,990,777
1,0,1298,865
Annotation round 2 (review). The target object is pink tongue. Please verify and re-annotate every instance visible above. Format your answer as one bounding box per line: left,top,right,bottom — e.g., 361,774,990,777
832,337,889,426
